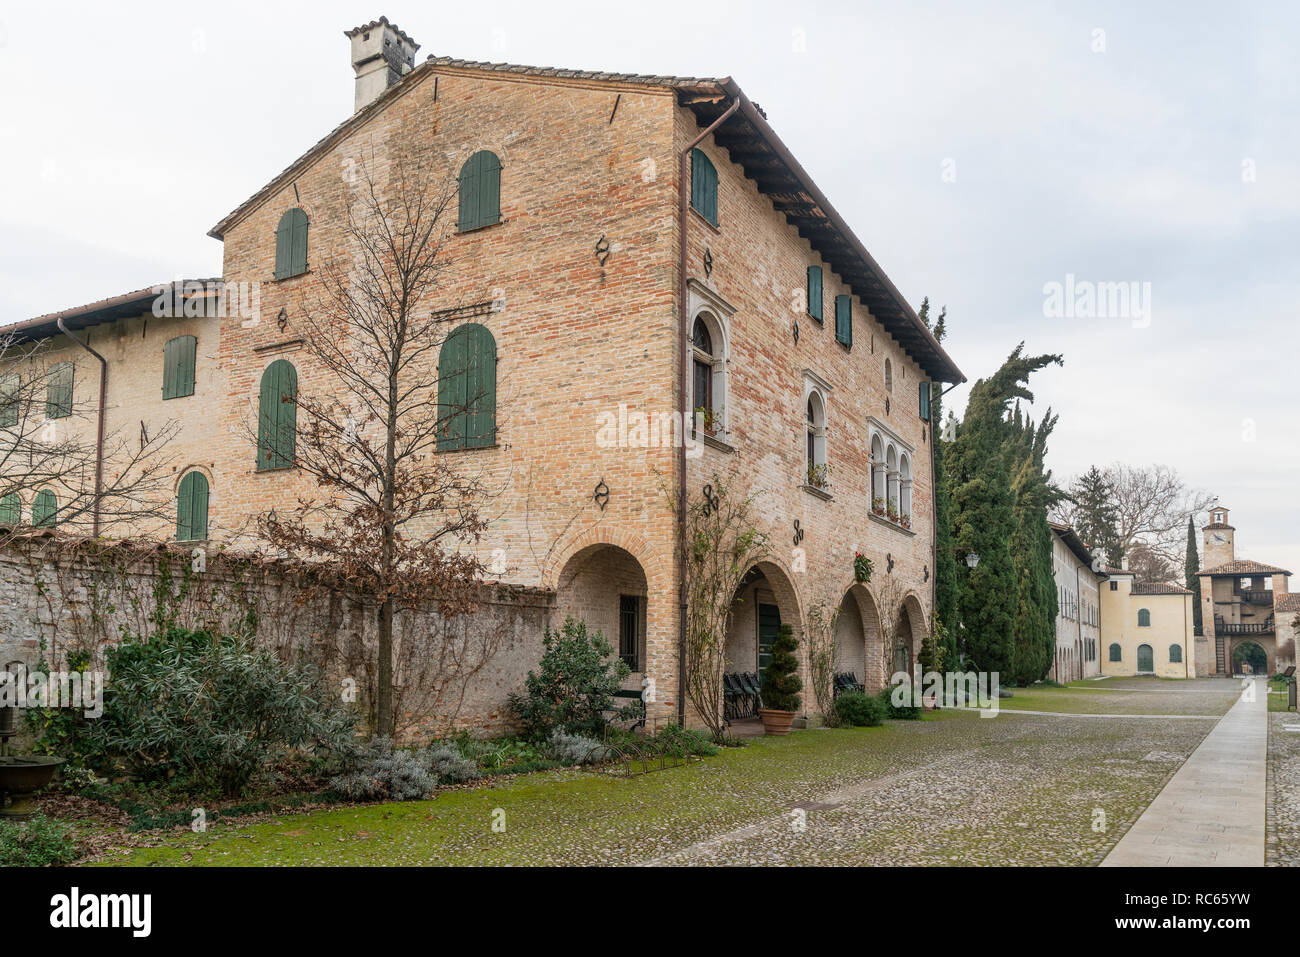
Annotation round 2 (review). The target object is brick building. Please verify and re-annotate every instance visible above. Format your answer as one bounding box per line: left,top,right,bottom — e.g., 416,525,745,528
2,17,964,731
1197,506,1295,677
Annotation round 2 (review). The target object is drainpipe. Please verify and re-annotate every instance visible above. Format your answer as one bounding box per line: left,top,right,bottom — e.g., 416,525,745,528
677,96,740,727
56,317,106,537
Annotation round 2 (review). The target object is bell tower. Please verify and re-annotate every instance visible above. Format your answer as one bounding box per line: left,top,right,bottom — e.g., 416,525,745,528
1203,506,1235,568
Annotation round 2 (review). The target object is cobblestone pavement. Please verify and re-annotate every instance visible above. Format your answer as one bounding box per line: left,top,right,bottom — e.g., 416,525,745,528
106,681,1244,867
1268,711,1300,866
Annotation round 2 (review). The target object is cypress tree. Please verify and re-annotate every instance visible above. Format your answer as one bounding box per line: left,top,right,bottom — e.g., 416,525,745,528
1186,515,1203,635
1006,408,1064,684
920,299,959,666
945,344,1061,679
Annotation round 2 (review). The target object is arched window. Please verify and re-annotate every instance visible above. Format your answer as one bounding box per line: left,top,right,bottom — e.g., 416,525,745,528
1109,643,1122,662
691,148,718,226
692,317,716,433
274,208,309,279
32,489,56,527
163,335,197,400
47,362,73,419
805,392,827,487
884,358,893,393
458,150,502,232
176,471,210,542
870,433,886,508
0,491,20,525
1169,643,1183,663
886,444,899,515
438,323,497,451
256,359,298,471
1137,608,1151,627
899,453,912,519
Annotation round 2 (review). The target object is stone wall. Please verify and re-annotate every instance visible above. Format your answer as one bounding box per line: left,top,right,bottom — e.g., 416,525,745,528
0,535,554,739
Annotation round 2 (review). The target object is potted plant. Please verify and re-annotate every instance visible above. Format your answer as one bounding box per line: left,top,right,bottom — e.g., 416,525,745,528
872,496,885,516
887,501,899,522
900,513,912,530
807,462,831,490
694,406,722,437
853,552,873,583
758,623,803,735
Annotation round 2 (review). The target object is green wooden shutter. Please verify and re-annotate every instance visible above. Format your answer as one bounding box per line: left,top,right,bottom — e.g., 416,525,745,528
32,489,56,527
464,325,497,449
257,360,297,470
0,374,18,428
275,209,309,279
807,267,823,322
919,380,931,421
177,471,209,541
691,149,717,226
835,295,852,346
47,363,73,418
163,336,197,399
437,330,469,450
458,152,501,232
0,492,20,525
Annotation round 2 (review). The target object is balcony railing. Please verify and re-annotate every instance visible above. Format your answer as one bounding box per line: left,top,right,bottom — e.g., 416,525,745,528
1239,589,1274,604
1217,621,1274,636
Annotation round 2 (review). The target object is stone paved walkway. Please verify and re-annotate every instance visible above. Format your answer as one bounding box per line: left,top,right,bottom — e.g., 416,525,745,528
1101,678,1266,867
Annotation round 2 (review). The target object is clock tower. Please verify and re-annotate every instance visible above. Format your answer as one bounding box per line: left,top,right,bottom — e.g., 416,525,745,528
1203,506,1235,568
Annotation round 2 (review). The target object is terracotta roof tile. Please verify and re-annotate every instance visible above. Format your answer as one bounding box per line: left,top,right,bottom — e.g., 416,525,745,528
1132,582,1193,596
1200,559,1293,577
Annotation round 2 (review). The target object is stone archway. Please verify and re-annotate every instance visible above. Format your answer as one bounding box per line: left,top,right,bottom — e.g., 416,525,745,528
554,543,649,680
724,560,803,690
1231,639,1270,676
891,592,928,681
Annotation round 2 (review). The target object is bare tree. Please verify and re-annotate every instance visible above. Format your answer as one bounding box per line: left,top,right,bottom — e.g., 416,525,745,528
1103,463,1215,567
1127,541,1178,583
0,334,178,542
255,146,492,738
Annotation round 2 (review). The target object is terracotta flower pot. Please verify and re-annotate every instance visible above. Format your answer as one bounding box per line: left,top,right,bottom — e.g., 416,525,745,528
758,708,797,736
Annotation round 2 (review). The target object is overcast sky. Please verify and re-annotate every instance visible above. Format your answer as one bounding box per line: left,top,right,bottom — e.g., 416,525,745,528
1,1,1296,573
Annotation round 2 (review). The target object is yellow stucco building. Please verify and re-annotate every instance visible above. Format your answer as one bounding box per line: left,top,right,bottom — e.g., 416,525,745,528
1099,567,1196,678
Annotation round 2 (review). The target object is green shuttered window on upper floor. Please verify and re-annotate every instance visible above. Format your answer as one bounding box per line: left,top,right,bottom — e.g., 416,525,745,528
0,492,20,525
691,148,718,226
919,380,931,421
47,362,73,419
163,335,197,400
274,208,309,280
32,489,56,527
256,359,297,472
0,374,18,428
807,266,823,323
458,151,502,232
834,294,852,347
437,323,497,452
176,471,209,542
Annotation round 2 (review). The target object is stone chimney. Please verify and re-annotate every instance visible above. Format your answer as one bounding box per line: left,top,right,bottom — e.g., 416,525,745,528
345,17,419,113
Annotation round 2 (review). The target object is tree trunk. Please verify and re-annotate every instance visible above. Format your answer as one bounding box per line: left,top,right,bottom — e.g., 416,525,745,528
377,595,394,737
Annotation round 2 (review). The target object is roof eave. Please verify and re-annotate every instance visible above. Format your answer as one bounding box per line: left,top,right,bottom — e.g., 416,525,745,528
715,79,965,385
